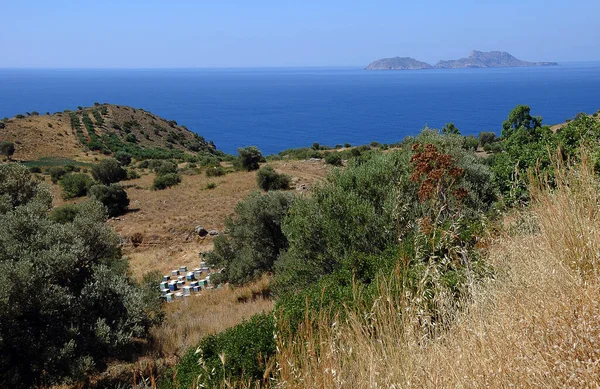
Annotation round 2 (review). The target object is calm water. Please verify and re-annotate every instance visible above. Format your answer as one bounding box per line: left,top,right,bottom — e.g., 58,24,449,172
1,64,599,155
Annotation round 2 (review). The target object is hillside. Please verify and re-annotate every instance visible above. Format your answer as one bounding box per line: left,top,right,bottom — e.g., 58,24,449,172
0,104,217,161
365,57,432,70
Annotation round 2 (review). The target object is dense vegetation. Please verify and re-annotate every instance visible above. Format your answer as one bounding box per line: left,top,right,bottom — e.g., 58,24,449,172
164,106,600,388
0,164,161,388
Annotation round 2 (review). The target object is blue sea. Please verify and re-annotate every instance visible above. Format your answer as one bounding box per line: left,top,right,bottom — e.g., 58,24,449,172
1,64,599,155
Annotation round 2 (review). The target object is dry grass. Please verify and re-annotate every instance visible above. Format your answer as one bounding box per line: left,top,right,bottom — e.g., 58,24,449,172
276,157,600,388
150,277,274,358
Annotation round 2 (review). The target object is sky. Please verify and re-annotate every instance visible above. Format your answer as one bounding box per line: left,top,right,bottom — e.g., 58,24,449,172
1,0,599,68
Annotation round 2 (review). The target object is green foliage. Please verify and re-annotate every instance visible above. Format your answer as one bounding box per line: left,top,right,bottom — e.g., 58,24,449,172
463,135,478,151
206,165,226,177
28,166,42,173
125,133,138,143
206,191,294,285
59,173,93,199
205,182,217,189
162,313,275,389
114,151,132,166
442,122,460,135
502,104,542,137
0,167,160,388
256,165,291,191
48,166,67,184
478,131,496,147
91,159,127,185
88,184,130,217
324,151,343,166
49,203,80,224
154,161,178,176
0,141,15,159
236,146,263,171
152,173,181,190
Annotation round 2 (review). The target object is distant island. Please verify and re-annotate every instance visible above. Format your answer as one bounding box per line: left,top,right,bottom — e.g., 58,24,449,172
365,50,558,70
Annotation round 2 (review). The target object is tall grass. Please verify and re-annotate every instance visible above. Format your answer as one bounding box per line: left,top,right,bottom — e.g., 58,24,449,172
275,156,600,388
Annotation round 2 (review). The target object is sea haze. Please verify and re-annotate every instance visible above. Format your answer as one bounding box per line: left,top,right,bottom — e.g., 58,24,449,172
1,63,599,155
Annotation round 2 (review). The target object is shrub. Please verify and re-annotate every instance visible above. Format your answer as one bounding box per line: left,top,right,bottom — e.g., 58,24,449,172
0,122,5,129
126,169,140,180
463,135,479,151
131,232,144,247
205,182,217,189
114,151,132,166
0,170,160,387
205,165,226,177
206,191,294,285
256,166,291,191
478,131,496,147
48,166,67,184
125,133,137,143
91,159,127,185
0,141,15,159
164,313,275,389
236,146,263,171
47,123,53,128
28,166,42,173
324,152,343,166
88,183,130,217
344,143,351,148
63,163,80,173
155,161,178,176
59,173,93,199
49,204,80,224
152,173,181,190
15,114,25,119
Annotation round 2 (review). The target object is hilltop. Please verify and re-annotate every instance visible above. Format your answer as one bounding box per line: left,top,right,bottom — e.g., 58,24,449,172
366,50,558,70
0,104,218,161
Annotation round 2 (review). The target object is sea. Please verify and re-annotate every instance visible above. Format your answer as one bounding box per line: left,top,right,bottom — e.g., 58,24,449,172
1,63,599,155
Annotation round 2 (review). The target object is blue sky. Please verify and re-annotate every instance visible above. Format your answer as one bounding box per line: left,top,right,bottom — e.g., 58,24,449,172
1,0,598,68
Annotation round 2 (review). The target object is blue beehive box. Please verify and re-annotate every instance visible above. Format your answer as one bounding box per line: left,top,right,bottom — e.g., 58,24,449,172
168,281,178,291
186,272,195,281
193,285,200,293
162,275,170,282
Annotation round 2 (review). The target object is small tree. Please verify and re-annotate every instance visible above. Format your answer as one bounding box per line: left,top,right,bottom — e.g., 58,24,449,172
48,166,67,184
478,131,496,147
114,151,132,166
0,141,15,160
442,123,460,135
236,146,263,171
256,166,291,191
88,183,130,217
59,173,93,199
91,158,127,185
324,152,343,166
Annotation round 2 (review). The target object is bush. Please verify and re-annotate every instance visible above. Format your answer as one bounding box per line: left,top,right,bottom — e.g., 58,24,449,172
126,169,140,180
205,182,217,189
59,173,93,199
88,183,130,217
91,158,127,185
206,191,294,285
324,152,343,166
125,133,137,143
28,166,42,173
478,131,496,147
152,173,181,190
63,163,80,173
114,151,132,166
463,135,479,151
154,161,178,176
49,204,80,224
344,143,351,148
138,160,149,169
256,166,291,191
48,166,66,184
0,167,160,387
205,165,226,177
164,313,275,389
236,146,263,171
0,141,15,159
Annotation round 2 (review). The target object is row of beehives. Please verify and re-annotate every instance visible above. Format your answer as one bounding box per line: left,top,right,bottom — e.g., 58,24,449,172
160,263,211,302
